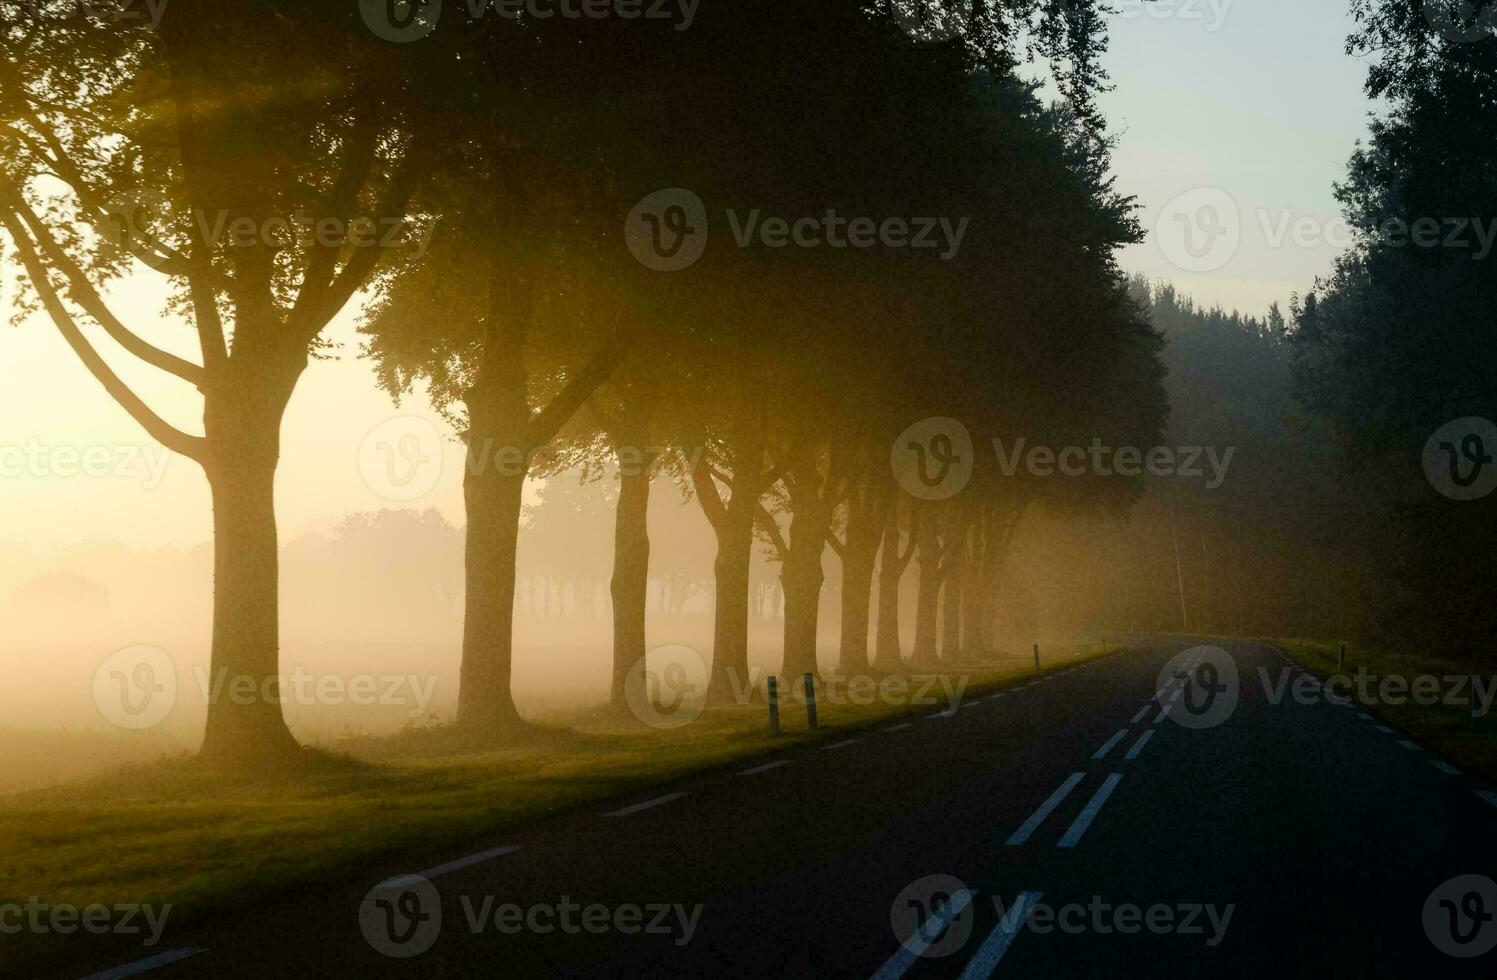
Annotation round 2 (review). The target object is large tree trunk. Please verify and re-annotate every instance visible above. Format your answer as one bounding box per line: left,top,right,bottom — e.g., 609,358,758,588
961,508,988,659
708,530,754,699
910,508,943,666
609,450,653,707
458,427,527,735
835,476,885,674
455,243,534,737
779,508,826,681
871,505,909,672
940,513,966,663
198,381,300,765
698,420,767,703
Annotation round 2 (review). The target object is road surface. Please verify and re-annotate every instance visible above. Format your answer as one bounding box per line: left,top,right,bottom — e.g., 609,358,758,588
75,637,1497,979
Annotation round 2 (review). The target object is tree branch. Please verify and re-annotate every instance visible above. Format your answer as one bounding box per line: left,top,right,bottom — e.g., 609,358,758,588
7,188,205,386
1,205,207,462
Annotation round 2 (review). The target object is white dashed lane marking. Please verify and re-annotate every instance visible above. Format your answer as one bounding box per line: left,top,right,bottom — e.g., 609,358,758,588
80,948,207,980
882,722,913,733
955,891,1045,980
1006,773,1086,846
421,844,522,879
870,889,976,980
739,760,791,776
1130,704,1152,724
1397,740,1420,751
1092,730,1130,760
824,738,862,751
1124,730,1154,760
1154,704,1173,725
1431,761,1462,776
1058,774,1123,848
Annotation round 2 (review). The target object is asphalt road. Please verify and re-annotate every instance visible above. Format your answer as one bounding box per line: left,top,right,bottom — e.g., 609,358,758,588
75,637,1497,979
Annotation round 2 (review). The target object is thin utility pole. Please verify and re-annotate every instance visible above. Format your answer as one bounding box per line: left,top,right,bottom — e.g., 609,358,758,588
1169,503,1188,632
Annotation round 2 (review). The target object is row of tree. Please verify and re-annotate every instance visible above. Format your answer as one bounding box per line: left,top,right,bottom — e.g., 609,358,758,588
1,1,1166,764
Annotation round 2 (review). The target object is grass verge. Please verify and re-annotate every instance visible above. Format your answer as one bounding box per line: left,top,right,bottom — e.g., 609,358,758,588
1265,636,1497,784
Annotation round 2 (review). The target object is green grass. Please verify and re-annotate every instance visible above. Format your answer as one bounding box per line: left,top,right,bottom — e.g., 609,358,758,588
1,645,1119,975
1266,636,1497,783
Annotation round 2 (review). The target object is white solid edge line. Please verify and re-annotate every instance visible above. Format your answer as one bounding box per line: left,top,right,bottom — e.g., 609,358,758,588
1006,773,1086,846
605,792,689,817
739,759,792,775
870,889,977,980
80,948,208,980
1057,773,1123,848
956,891,1045,980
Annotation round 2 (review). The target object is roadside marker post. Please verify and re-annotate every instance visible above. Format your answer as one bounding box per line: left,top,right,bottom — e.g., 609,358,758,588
1033,644,1040,670
767,676,781,735
1338,644,1345,670
803,673,818,729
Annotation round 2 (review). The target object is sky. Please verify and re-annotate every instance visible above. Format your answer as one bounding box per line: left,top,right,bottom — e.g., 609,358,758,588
0,0,1374,551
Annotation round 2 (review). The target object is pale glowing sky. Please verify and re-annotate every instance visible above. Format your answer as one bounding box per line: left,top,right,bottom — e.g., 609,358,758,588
0,0,1371,550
